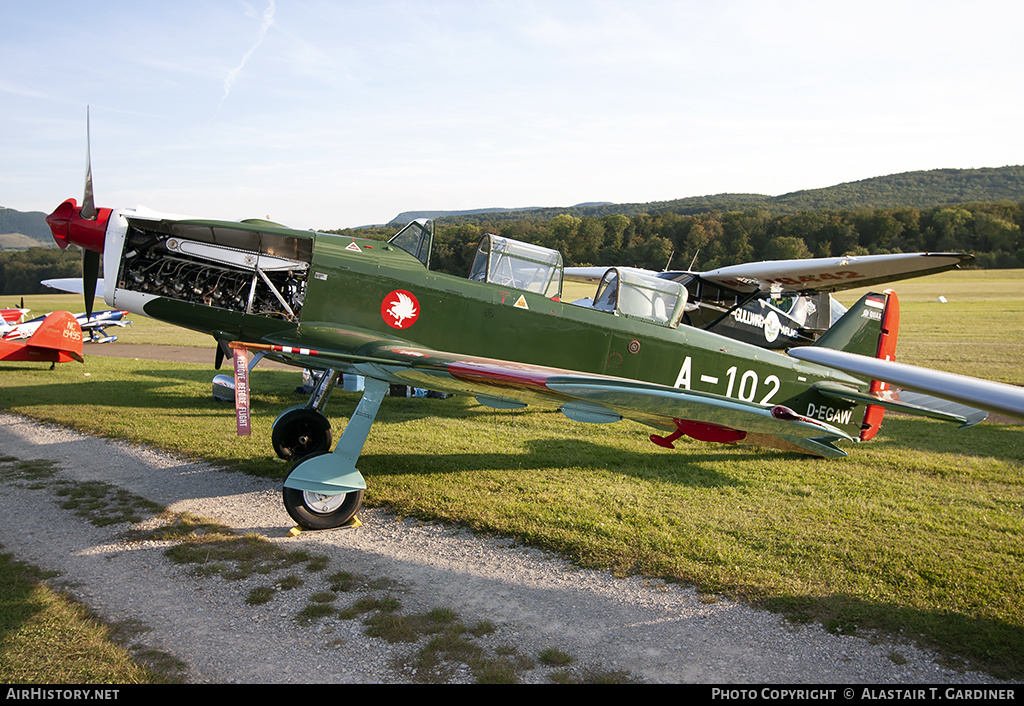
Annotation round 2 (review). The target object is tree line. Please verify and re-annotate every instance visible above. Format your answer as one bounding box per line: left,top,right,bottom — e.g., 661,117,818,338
0,247,81,296
337,201,1024,276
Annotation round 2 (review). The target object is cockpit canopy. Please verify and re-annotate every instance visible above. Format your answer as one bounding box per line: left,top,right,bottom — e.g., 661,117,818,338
593,267,687,327
469,234,563,299
387,218,433,269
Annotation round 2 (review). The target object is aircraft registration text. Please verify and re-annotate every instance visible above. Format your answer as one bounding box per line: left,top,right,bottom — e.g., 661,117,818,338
805,403,853,425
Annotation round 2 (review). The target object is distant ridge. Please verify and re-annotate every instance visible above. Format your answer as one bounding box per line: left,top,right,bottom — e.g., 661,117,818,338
389,206,544,224
0,207,52,250
771,166,1024,212
390,166,1024,225
389,203,614,225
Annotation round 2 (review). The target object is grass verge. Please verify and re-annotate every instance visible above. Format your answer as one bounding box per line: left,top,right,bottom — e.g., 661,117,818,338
0,547,183,684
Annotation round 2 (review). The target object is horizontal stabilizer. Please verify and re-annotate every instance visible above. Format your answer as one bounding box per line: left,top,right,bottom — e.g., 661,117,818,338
814,382,988,427
790,347,1024,422
895,390,989,428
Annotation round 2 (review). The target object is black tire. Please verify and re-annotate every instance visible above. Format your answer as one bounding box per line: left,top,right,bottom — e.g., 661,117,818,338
272,408,332,460
282,453,364,530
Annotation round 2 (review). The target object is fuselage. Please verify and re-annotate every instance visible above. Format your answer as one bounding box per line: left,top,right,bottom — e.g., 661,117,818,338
97,208,870,439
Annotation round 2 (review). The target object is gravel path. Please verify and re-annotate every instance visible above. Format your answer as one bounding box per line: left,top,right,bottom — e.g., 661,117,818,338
0,412,1008,684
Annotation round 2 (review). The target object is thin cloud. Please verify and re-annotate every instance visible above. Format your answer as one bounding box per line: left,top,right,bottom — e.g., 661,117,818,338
215,0,276,118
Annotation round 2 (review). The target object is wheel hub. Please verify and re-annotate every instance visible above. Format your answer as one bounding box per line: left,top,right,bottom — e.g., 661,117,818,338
303,491,346,514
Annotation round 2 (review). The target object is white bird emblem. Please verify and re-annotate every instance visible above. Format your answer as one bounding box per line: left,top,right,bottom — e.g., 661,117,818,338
387,292,418,327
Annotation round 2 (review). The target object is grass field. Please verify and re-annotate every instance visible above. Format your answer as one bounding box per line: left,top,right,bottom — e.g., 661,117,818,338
2,269,1023,679
838,269,1024,385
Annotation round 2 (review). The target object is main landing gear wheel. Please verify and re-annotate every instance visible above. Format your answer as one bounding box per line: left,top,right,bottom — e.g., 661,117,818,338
272,408,332,460
283,454,364,530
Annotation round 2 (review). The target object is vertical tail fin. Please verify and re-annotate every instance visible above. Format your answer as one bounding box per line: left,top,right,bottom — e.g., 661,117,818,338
25,311,85,363
810,290,900,440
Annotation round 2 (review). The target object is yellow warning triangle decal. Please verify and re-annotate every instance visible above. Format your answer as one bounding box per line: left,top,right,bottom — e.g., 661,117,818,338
514,295,529,309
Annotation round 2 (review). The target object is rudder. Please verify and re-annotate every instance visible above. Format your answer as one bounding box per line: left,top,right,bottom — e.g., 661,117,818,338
25,311,84,363
810,290,900,440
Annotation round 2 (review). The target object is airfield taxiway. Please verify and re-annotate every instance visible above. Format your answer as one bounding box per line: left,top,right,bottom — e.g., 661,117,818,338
88,343,292,369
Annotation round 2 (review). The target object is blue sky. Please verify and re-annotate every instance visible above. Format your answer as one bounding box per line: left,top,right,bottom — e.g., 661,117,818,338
3,1,1022,230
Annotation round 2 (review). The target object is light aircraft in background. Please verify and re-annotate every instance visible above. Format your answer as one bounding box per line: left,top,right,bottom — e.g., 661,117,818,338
43,118,1024,530
0,310,83,368
1,300,30,328
565,251,972,349
2,309,131,344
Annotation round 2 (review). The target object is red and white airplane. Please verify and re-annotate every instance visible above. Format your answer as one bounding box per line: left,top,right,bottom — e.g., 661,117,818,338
1,302,30,326
0,310,84,367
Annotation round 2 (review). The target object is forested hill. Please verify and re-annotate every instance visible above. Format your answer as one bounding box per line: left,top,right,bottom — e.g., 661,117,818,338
771,166,1024,212
393,166,1024,225
0,207,51,249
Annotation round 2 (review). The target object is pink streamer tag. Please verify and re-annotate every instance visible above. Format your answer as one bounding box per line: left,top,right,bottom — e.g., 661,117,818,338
233,347,251,436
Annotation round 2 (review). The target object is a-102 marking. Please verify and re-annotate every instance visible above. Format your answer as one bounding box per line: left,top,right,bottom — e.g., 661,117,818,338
673,355,855,425
673,356,782,405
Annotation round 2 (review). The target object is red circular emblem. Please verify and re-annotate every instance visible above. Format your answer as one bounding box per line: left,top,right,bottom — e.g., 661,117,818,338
381,290,420,329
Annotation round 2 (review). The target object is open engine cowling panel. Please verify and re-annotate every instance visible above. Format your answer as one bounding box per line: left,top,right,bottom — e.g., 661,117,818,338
116,217,311,322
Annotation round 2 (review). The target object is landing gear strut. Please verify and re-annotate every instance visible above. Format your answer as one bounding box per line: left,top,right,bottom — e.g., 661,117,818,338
282,377,388,530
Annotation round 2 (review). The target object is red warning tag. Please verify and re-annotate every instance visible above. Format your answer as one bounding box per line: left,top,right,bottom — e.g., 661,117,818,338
233,346,251,436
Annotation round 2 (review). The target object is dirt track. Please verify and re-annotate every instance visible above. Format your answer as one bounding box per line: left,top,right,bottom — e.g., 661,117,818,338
87,343,292,369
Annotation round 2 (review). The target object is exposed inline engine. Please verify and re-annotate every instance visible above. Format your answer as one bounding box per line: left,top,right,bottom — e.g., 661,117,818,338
117,219,310,322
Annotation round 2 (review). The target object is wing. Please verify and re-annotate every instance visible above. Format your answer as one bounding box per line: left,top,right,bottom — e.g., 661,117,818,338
42,278,105,298
789,347,1024,421
243,329,856,459
1,308,29,325
80,318,130,331
699,252,973,294
1,314,46,341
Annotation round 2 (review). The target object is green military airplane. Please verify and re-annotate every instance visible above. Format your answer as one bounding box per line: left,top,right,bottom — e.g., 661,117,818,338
45,141,1024,530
